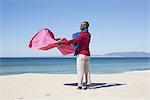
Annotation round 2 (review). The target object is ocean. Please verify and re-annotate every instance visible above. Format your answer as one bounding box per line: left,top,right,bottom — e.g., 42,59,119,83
0,57,150,75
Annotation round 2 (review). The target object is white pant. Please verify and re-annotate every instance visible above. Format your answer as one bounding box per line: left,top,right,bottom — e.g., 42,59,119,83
77,54,91,86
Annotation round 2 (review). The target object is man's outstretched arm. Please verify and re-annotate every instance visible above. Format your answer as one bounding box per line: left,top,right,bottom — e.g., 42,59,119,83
57,32,83,45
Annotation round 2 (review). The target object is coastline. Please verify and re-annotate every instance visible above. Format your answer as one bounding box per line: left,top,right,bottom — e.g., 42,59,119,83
0,70,149,100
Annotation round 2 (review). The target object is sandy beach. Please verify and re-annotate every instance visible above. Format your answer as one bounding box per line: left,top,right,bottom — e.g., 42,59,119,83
0,71,149,100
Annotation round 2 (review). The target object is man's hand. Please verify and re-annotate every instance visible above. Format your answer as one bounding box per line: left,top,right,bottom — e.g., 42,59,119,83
57,42,63,45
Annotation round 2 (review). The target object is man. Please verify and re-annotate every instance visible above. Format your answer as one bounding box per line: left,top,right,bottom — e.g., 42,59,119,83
58,21,91,90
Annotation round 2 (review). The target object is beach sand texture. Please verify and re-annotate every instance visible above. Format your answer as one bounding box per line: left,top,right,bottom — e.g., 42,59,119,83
0,71,149,100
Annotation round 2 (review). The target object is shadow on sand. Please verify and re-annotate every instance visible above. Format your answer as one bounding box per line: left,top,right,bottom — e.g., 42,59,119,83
64,82,125,89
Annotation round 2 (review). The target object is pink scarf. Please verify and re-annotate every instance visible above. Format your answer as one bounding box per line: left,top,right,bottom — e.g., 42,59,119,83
29,28,74,55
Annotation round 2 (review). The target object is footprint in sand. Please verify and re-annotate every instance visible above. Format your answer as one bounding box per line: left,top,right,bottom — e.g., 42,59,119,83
46,93,50,96
16,97,24,100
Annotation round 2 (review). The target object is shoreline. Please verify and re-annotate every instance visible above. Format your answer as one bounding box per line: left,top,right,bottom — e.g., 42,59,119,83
0,69,150,76
1,57,150,59
0,70,150,100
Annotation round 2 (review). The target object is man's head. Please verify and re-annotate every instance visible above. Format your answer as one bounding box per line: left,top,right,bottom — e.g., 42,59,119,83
80,21,89,30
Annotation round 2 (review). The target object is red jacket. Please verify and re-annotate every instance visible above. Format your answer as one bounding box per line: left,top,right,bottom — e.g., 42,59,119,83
67,32,91,56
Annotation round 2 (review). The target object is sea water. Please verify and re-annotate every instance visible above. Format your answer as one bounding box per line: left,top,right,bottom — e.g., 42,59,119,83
0,57,150,75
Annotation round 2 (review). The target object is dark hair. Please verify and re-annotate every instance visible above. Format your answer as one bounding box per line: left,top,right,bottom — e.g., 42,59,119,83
82,21,89,28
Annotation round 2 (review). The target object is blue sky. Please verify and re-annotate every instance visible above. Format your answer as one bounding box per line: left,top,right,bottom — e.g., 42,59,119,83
0,0,149,57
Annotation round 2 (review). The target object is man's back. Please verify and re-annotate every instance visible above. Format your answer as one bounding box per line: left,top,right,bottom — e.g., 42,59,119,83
68,32,91,56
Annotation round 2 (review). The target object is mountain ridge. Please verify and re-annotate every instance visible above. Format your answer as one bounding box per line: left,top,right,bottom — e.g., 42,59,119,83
93,52,150,57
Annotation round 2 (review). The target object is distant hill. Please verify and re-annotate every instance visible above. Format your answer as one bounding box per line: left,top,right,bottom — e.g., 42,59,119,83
93,52,150,57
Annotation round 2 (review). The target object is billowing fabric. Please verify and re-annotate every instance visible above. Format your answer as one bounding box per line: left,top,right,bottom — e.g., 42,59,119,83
29,28,74,55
